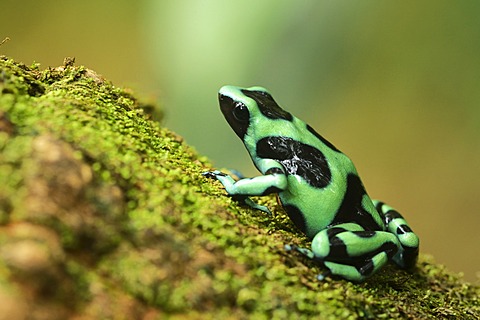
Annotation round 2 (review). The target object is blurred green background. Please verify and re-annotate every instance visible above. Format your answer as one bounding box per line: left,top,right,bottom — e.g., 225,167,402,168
1,0,479,282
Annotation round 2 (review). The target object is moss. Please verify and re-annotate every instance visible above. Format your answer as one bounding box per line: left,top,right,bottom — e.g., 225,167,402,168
0,55,478,319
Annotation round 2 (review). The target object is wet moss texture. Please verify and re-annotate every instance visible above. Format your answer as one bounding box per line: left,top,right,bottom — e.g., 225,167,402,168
0,56,478,319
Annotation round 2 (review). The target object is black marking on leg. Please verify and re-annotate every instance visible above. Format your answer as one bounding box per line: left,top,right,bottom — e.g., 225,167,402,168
374,201,385,214
353,231,376,238
400,246,419,269
358,258,375,277
355,241,398,276
283,204,307,234
265,167,284,175
326,236,398,277
331,174,382,231
329,239,349,260
396,224,413,235
256,137,332,188
306,124,341,153
241,89,293,121
326,227,349,260
379,241,399,260
385,210,403,224
327,227,347,238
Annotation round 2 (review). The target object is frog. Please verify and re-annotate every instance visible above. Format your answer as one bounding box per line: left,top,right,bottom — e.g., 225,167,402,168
203,85,419,282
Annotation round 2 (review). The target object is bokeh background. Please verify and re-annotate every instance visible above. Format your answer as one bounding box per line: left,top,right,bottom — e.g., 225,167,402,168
1,1,479,282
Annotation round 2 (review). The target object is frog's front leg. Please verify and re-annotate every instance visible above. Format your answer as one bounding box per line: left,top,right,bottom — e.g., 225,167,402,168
203,163,287,213
288,223,402,282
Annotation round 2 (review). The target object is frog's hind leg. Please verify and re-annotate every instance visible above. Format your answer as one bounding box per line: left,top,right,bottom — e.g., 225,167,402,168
289,223,402,281
373,200,420,269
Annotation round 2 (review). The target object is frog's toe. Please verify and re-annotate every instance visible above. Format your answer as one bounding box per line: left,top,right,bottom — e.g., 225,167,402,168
202,170,225,179
201,171,215,178
316,270,331,281
227,168,246,179
285,244,316,260
244,198,271,214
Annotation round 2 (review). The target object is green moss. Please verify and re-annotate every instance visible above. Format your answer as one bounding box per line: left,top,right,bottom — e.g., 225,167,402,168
0,56,478,319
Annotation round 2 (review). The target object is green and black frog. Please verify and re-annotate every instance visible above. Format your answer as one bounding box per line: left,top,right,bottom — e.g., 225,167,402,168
204,85,419,281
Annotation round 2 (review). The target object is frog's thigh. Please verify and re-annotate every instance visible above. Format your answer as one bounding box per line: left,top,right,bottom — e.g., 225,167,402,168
311,223,401,280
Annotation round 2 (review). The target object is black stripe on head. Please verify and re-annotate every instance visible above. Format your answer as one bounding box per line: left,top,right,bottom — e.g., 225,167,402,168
241,89,293,121
256,136,332,188
306,124,341,152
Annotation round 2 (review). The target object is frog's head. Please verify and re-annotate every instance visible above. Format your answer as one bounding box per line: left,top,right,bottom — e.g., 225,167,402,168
218,85,292,140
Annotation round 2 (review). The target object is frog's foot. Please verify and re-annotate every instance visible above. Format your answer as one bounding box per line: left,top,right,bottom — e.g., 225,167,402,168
284,244,315,260
243,197,271,214
316,270,331,281
202,170,227,179
202,170,237,189
203,171,271,214
285,244,330,280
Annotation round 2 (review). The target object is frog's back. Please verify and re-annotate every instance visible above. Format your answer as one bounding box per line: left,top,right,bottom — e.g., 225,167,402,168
209,85,419,281
257,116,385,238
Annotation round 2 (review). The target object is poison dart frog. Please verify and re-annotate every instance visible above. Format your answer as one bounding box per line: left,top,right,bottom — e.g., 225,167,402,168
203,85,419,281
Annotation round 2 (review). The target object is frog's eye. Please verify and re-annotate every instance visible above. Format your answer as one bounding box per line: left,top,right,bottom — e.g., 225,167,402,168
233,103,249,122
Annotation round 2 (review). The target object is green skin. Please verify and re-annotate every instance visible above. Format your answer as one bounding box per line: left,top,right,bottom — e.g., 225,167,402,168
204,86,419,282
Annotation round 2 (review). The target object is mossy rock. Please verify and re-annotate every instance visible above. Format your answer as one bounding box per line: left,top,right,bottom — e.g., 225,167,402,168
0,56,478,319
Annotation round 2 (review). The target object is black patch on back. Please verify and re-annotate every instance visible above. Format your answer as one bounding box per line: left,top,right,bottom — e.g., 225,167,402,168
283,204,307,234
331,174,382,231
241,90,293,121
306,124,341,152
256,136,331,188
